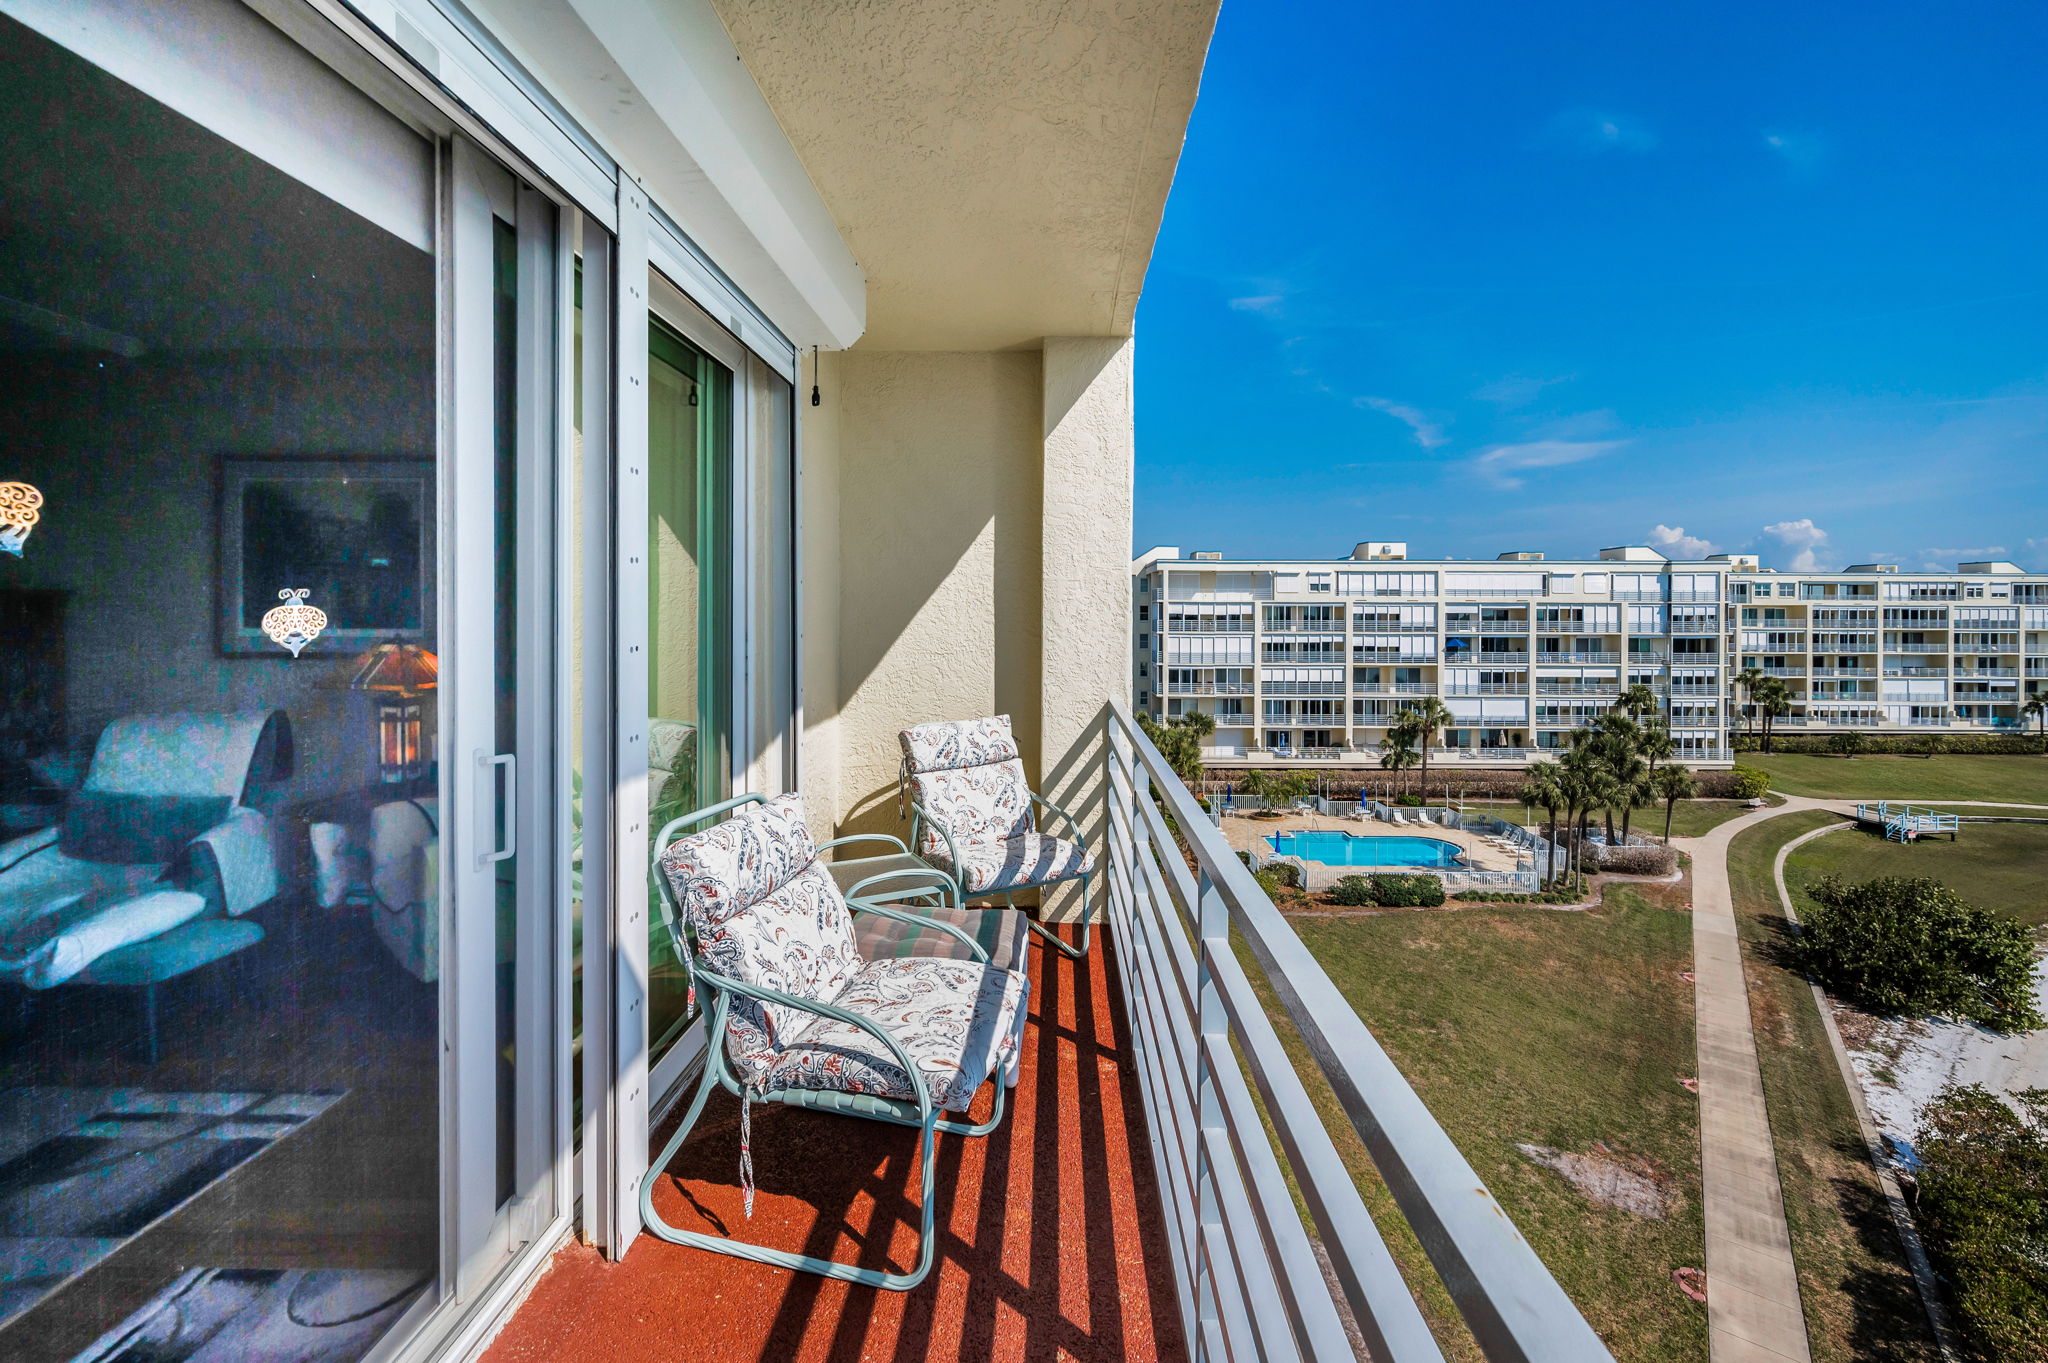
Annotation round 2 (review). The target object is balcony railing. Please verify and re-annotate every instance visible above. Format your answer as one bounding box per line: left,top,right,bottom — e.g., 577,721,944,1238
1534,650,1622,664
1884,641,1949,654
1445,682,1529,695
1264,619,1348,633
1352,681,1436,695
1954,667,2018,678
1352,621,1440,634
1535,681,1619,695
1449,620,1529,634
1352,652,1437,665
1810,665,1877,677
1669,682,1720,695
1166,681,1255,695
1111,700,1617,1357
1168,619,1254,633
1262,681,1347,695
1884,666,1948,678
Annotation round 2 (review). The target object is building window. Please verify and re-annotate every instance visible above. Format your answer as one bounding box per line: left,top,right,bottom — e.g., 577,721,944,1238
1138,604,1149,620
1138,663,1148,677
1137,633,1149,648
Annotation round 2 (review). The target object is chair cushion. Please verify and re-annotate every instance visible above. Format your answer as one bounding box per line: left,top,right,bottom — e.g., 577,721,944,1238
763,957,1028,1113
59,793,231,865
933,833,1093,896
657,794,861,1082
900,716,1033,861
78,917,264,987
852,903,1030,973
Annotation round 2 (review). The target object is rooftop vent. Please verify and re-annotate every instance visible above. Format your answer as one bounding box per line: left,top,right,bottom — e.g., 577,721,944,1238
1350,541,1408,561
1496,550,1544,561
1190,551,1223,561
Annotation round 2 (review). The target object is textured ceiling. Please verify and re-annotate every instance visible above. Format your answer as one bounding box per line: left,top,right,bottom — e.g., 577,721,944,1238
706,0,1218,351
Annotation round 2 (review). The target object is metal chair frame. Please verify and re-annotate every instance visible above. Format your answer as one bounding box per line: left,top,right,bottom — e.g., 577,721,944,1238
639,793,1013,1291
908,789,1094,959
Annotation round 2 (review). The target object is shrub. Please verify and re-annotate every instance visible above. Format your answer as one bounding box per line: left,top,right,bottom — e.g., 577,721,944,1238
1794,875,2043,1032
1734,733,2048,757
1254,862,1302,896
1600,844,1678,876
1329,875,1376,907
1729,765,1773,800
1914,1084,2048,1361
1394,793,1425,807
1368,872,1445,907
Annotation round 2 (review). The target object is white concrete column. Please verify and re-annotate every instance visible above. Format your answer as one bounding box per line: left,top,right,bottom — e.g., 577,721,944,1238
1038,336,1134,923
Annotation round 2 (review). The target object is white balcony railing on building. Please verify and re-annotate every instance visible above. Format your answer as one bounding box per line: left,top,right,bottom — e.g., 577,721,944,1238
1884,666,1949,678
1445,683,1528,695
1955,667,2019,677
1885,641,1949,654
1535,681,1620,696
1263,682,1347,696
1168,619,1255,634
1352,682,1437,695
1534,651,1623,665
1167,682,1256,696
1810,666,1876,678
1352,653,1438,665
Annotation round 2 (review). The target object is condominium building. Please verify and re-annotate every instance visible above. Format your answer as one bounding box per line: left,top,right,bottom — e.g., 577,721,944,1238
1133,543,2048,767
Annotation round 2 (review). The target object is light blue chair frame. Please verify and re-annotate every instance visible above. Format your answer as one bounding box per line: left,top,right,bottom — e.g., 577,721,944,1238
908,789,1094,959
639,793,1013,1291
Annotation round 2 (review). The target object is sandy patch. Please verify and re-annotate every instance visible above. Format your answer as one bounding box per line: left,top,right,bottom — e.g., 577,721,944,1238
1516,1141,1678,1219
1842,958,2048,1166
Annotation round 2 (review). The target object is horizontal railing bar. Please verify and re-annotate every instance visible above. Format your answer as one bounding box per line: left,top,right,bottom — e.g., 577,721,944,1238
1109,699,1613,1363
1201,1031,1369,1362
1201,1116,1311,1363
1207,946,1446,1362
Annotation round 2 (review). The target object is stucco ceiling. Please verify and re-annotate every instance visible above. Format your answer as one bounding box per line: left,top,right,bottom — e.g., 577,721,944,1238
705,0,1218,352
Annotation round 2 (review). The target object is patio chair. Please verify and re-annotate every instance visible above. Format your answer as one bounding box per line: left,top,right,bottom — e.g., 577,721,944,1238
898,716,1095,959
641,792,1030,1290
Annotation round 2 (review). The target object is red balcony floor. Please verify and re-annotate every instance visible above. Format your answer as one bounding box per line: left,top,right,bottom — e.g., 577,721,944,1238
482,926,1186,1363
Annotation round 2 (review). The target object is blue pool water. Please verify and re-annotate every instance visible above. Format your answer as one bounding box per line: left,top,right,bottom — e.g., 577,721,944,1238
1267,832,1467,868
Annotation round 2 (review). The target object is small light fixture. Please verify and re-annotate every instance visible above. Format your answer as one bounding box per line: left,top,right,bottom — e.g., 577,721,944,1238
0,481,43,557
262,588,328,657
350,641,439,784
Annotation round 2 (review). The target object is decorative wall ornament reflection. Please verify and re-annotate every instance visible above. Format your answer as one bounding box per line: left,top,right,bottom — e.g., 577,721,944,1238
0,481,43,557
262,589,328,658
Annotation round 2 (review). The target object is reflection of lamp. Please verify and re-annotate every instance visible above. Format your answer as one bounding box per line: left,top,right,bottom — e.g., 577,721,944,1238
262,588,327,657
350,642,439,784
0,482,43,557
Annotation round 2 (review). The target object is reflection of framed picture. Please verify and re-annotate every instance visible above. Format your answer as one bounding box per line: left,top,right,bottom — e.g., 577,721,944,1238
219,459,434,657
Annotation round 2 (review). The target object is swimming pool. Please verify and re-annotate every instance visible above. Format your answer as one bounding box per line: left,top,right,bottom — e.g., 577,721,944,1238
1267,832,1467,868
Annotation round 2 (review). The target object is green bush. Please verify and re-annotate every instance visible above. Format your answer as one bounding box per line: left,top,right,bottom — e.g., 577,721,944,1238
1367,872,1445,908
1600,844,1678,876
1734,732,2047,756
1394,793,1425,807
1729,765,1773,800
1914,1084,2048,1361
1793,875,2044,1032
1254,862,1302,897
1329,875,1376,907
1454,889,1576,904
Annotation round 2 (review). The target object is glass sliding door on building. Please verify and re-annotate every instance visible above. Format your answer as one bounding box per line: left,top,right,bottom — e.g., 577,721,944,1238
0,5,573,1360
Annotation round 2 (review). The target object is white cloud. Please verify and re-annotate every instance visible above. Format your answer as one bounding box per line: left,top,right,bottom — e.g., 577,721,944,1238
1544,108,1657,154
1358,395,1447,449
1647,524,1719,558
1918,545,2007,559
1227,294,1284,315
1760,518,1834,572
1471,373,1574,408
1473,439,1626,489
1763,131,1828,177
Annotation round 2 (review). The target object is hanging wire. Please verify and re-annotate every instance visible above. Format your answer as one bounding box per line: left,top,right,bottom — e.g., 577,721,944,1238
810,345,821,407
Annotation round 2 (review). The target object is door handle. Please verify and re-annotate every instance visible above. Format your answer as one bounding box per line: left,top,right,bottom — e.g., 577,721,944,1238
478,751,516,867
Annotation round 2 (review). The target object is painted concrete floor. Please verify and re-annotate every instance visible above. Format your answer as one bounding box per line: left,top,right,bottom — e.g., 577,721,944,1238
480,926,1185,1363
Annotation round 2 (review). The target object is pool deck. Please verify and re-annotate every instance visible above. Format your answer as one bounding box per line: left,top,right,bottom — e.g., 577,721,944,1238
1216,809,1528,876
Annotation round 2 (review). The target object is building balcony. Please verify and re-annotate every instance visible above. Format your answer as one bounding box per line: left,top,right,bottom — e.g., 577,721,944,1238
1263,619,1347,633
1883,666,1949,678
1954,666,2018,678
1534,681,1620,696
1352,681,1437,694
1352,621,1441,634
1166,620,1254,634
1884,641,1949,654
1446,682,1529,695
1533,650,1622,664
1165,681,1255,695
1351,652,1438,665
1261,681,1347,695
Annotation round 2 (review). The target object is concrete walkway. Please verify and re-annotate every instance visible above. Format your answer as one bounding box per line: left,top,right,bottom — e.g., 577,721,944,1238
1673,792,2048,1362
1673,796,1837,1363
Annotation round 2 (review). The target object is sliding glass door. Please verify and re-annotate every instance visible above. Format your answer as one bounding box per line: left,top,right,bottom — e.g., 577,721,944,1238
642,293,736,1088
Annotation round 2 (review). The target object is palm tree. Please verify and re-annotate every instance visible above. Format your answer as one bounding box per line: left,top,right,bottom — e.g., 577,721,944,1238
1396,696,1454,808
1378,720,1420,797
1137,710,1217,790
1589,713,1650,843
1519,761,1565,888
2024,694,2048,748
1639,716,1675,779
1754,676,1791,754
1653,764,1697,840
1735,666,1765,739
1616,683,1658,722
1558,739,1608,891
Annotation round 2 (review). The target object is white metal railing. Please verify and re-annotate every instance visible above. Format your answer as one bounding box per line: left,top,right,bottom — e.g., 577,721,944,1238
1446,683,1528,695
1168,682,1256,695
1884,666,1948,677
1105,700,1614,1362
1534,650,1622,664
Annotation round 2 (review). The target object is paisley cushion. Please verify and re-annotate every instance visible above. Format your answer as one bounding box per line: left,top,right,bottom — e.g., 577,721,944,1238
763,956,1029,1113
900,716,1034,861
930,833,1093,895
656,794,861,1080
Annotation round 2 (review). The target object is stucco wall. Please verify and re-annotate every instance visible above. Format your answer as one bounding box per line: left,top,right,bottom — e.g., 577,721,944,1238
796,341,1132,927
822,350,1043,843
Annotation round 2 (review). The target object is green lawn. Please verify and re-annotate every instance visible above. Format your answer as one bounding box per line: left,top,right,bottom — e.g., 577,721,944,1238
1264,890,1706,1362
1460,797,1774,839
1724,814,1940,1363
1784,820,2048,929
1746,753,2048,804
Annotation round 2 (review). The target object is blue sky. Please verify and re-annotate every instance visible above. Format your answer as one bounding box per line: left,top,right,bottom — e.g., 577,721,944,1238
1135,0,2048,572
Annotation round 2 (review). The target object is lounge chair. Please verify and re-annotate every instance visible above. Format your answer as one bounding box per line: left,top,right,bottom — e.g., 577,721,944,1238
898,715,1095,959
641,792,1030,1290
1416,810,1435,826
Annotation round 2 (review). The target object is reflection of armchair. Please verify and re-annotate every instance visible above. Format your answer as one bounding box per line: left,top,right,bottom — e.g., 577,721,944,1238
646,717,698,829
309,797,438,983
0,711,291,1060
